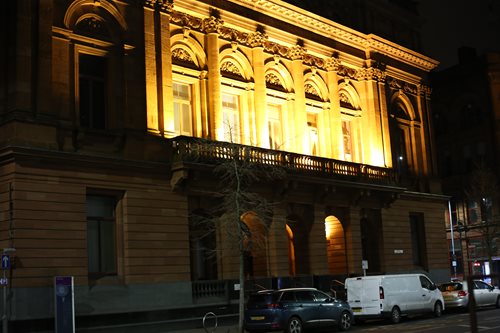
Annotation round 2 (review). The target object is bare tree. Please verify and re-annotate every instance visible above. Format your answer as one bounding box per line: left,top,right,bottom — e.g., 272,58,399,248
188,127,286,333
465,162,500,284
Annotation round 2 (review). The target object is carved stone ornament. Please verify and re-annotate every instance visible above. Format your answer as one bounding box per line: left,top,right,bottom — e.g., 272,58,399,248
265,73,284,89
75,17,109,38
325,57,341,72
359,67,386,82
304,83,320,98
144,0,173,12
221,61,243,78
403,83,417,95
247,31,268,48
288,45,306,61
172,48,195,65
202,16,223,34
387,77,402,89
337,65,358,80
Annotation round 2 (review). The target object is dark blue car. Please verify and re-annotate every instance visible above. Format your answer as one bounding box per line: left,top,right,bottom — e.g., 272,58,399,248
244,287,353,333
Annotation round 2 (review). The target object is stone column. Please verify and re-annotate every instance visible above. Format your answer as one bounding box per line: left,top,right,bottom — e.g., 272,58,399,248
290,46,307,153
268,204,289,277
203,16,223,140
251,32,268,147
309,204,328,275
159,6,174,135
143,3,159,133
326,57,343,160
346,206,363,276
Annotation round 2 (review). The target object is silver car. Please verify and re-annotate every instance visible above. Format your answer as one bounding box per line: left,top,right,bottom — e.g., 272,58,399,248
439,280,500,309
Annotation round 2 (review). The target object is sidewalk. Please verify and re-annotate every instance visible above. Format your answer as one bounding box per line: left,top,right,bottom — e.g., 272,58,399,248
167,324,239,333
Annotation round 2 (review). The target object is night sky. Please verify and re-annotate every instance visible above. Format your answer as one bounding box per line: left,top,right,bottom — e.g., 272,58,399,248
417,0,500,70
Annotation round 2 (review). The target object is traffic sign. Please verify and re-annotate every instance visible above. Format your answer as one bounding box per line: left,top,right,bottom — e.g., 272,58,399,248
1,255,9,270
0,278,7,286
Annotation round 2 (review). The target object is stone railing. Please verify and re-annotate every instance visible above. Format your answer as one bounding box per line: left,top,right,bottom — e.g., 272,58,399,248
170,136,397,185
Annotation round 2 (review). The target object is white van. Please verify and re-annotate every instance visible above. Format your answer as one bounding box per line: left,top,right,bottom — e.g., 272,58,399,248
344,274,444,323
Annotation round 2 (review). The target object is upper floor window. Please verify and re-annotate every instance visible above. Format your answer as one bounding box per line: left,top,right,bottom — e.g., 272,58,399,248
268,103,283,150
342,120,353,161
222,93,240,143
79,54,107,129
173,82,193,136
307,112,318,156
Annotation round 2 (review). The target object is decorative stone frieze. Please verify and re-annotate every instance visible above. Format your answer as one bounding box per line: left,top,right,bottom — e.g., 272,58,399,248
304,83,320,98
221,61,243,78
144,0,173,12
325,57,341,72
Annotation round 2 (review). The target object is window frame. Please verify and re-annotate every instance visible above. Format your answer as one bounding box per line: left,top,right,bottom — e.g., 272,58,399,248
86,189,124,282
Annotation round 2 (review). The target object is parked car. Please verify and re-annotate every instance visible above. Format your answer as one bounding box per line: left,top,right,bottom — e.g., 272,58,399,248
438,280,500,309
244,287,353,333
344,274,444,324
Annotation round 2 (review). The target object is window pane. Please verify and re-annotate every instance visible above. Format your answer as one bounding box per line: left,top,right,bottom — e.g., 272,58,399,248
87,195,115,217
79,54,107,129
87,220,99,273
100,221,116,273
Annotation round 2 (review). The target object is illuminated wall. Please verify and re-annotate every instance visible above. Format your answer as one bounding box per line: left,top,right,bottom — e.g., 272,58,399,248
143,0,438,176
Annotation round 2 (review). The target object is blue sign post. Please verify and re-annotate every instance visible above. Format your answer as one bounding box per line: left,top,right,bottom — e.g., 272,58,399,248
1,255,10,270
54,276,75,333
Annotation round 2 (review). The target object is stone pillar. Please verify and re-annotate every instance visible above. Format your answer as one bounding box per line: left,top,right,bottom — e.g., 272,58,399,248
143,4,159,133
361,63,386,165
378,78,391,167
251,32,268,147
290,46,307,153
309,204,328,275
268,204,289,277
203,16,223,140
159,7,174,135
326,57,343,160
346,206,363,276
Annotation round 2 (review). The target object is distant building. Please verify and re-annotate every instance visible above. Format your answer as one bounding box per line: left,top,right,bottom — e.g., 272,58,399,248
431,47,500,281
1,0,448,329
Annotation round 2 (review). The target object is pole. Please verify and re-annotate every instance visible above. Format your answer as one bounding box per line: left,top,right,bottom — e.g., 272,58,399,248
2,268,6,333
448,200,457,278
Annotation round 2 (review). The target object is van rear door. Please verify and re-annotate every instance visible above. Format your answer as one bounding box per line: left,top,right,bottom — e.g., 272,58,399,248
346,277,381,316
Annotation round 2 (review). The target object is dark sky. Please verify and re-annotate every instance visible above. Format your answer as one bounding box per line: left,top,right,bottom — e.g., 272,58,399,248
416,0,500,70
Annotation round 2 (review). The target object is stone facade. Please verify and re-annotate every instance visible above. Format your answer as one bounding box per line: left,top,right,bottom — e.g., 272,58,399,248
0,0,449,326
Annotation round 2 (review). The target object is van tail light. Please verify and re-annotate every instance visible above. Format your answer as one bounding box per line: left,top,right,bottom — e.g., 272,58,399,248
379,287,385,300
457,291,468,297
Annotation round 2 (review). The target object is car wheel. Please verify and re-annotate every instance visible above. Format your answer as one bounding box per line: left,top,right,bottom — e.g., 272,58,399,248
496,296,500,309
287,316,302,333
434,301,443,317
390,306,401,324
338,311,352,331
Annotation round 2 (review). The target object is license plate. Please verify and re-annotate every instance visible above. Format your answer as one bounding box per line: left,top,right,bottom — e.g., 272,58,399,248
352,308,362,313
251,316,265,321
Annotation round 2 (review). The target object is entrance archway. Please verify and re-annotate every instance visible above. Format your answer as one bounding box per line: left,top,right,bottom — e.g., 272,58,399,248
324,215,347,275
241,211,269,277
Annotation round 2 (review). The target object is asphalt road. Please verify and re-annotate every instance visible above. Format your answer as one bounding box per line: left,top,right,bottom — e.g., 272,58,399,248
351,307,500,332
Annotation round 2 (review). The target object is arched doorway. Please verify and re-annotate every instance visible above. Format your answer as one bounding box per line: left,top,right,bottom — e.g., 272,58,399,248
324,215,348,275
241,211,269,277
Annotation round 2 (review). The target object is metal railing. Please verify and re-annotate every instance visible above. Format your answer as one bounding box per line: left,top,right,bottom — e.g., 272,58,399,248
170,136,397,185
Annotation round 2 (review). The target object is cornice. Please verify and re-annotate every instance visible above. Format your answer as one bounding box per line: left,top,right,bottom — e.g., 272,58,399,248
220,0,439,72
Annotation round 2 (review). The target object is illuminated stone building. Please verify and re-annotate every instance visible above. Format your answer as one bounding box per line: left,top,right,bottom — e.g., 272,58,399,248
1,0,449,328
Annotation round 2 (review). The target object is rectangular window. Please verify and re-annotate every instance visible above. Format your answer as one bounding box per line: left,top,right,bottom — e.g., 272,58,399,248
307,113,318,156
342,120,352,161
410,213,427,269
79,54,107,129
87,194,117,277
267,103,283,150
173,82,193,136
222,94,240,143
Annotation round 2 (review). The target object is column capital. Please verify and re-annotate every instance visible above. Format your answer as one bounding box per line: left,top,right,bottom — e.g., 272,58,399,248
202,16,223,34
